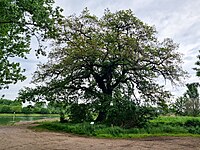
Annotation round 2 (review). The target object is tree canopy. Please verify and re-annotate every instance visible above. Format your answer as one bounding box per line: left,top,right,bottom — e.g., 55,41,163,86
0,0,63,89
18,9,186,124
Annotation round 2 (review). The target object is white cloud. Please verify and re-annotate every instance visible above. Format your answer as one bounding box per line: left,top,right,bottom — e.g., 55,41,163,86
1,0,200,100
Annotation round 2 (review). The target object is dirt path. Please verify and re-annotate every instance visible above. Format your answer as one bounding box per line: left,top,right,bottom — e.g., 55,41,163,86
0,121,200,150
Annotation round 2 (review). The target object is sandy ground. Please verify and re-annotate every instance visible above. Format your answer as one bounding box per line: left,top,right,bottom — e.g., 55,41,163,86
0,120,200,150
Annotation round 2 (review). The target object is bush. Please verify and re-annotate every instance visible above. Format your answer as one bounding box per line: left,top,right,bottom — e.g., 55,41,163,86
40,108,50,114
106,97,157,128
184,119,200,134
0,105,12,113
22,106,33,114
69,103,93,123
187,127,200,134
70,123,95,135
11,106,22,113
185,119,200,127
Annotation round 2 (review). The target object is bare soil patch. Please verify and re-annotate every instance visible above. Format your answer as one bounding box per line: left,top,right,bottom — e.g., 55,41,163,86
0,120,200,150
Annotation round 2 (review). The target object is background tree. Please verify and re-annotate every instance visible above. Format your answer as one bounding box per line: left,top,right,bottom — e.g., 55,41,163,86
195,50,200,77
172,96,187,116
18,9,186,126
184,83,200,116
172,83,200,116
0,0,63,89
0,98,22,113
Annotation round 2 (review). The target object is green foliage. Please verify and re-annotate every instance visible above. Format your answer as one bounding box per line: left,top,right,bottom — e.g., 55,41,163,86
0,99,13,105
149,116,200,134
0,0,64,89
185,119,200,127
146,124,188,134
106,96,157,128
0,105,22,113
150,116,200,125
21,105,33,114
171,96,187,116
32,101,50,114
172,83,200,116
36,121,125,136
34,116,200,138
0,105,11,113
10,106,22,113
40,108,49,114
185,119,200,134
95,126,126,137
69,103,93,123
187,127,200,134
19,8,186,127
47,101,66,114
0,99,55,114
0,99,22,113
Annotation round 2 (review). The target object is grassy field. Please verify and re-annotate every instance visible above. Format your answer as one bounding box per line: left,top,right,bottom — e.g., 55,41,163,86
151,116,200,124
32,116,200,138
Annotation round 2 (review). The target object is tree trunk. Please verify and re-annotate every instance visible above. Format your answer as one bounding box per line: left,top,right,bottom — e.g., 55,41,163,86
95,89,113,123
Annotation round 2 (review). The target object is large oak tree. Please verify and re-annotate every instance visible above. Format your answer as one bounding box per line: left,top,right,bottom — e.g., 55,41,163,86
19,9,186,122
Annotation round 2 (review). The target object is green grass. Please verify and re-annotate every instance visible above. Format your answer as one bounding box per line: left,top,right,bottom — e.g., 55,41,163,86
32,116,200,138
151,116,200,124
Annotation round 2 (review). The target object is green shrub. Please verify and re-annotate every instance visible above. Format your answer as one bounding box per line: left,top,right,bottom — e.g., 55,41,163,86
11,106,22,113
69,123,95,135
185,119,200,127
96,126,125,136
127,128,141,134
106,97,157,128
22,106,33,114
69,103,93,123
40,108,50,114
187,127,200,134
0,105,11,113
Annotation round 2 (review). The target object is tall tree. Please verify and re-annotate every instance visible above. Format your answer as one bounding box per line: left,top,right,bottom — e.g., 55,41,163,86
195,50,200,77
172,83,200,116
18,9,186,122
0,0,63,89
184,83,200,116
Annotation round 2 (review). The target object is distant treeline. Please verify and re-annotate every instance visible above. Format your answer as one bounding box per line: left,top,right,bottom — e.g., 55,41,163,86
0,99,59,114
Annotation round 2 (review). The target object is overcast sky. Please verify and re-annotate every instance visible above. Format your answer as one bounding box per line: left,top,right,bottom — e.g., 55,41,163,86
1,0,200,100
